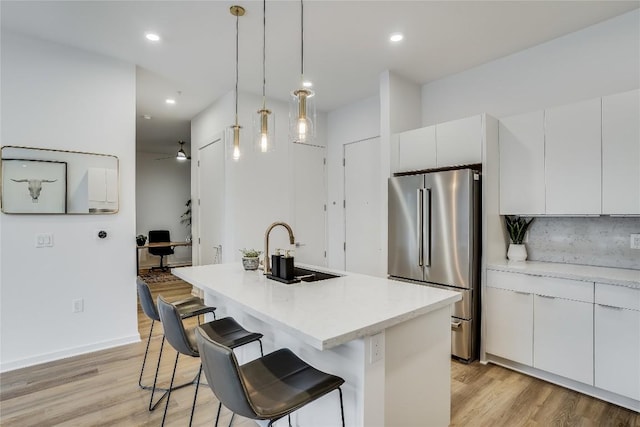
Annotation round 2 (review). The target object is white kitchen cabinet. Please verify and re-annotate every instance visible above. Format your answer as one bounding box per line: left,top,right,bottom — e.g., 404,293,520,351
485,286,533,365
499,110,545,215
436,115,482,167
395,126,436,173
602,89,640,215
533,295,594,385
544,98,601,215
594,283,640,400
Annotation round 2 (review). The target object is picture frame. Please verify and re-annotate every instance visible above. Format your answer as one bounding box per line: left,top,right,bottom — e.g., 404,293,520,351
1,159,68,214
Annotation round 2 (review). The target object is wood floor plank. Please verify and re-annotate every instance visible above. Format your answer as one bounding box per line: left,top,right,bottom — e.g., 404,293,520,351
2,272,639,426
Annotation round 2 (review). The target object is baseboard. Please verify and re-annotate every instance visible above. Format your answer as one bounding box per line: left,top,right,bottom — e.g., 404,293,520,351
0,334,141,373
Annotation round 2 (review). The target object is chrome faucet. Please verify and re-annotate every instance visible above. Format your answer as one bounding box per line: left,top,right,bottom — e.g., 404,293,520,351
264,222,295,275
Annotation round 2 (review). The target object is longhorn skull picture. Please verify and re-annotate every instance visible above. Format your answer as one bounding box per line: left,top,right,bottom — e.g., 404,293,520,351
11,178,58,202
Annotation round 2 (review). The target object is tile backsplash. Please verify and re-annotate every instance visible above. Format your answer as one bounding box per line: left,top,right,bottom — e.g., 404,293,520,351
526,217,640,270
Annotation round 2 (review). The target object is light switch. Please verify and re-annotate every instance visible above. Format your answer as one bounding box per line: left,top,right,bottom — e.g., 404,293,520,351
36,233,53,248
631,234,640,250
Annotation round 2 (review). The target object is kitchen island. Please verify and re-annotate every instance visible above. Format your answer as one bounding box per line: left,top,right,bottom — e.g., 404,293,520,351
173,263,461,427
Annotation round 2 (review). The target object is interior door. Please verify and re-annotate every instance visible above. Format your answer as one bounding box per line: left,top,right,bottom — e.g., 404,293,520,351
345,137,383,276
197,136,224,265
293,143,326,266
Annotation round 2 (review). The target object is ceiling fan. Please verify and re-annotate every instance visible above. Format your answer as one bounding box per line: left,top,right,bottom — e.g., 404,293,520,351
155,141,191,161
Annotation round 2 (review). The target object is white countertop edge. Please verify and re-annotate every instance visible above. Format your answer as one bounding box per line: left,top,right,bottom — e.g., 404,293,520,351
487,260,640,289
173,266,461,351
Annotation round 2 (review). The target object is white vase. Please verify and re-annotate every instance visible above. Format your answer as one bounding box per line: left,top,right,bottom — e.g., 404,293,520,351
507,243,527,261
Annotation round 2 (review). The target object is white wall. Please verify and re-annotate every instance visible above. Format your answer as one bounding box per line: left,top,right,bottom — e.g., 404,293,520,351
191,90,327,265
326,96,380,269
0,32,138,372
422,9,640,124
136,151,191,268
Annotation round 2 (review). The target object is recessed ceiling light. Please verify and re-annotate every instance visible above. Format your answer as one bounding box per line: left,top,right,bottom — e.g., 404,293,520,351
302,81,313,88
390,33,404,42
165,99,176,105
145,33,161,42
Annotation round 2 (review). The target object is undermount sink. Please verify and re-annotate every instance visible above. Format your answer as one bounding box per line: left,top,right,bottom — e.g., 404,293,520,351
293,267,340,282
266,266,340,284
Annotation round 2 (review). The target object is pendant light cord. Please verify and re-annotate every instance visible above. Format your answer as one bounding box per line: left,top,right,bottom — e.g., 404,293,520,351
262,0,266,108
235,11,239,125
300,0,304,79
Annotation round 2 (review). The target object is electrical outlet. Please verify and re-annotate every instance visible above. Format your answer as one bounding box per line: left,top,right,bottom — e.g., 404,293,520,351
370,333,384,364
631,234,640,250
72,298,84,313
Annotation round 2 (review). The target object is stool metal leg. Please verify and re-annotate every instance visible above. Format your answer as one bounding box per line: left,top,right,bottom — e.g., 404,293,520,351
188,364,203,427
138,319,156,389
161,351,181,426
338,387,345,427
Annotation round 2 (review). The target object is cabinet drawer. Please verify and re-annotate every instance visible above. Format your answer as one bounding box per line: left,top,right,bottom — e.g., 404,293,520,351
487,269,593,302
595,283,640,311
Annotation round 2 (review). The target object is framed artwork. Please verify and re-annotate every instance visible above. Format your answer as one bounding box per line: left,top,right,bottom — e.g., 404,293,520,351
1,159,67,214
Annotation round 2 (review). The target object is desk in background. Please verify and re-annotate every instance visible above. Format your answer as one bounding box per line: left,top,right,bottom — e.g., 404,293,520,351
136,241,192,275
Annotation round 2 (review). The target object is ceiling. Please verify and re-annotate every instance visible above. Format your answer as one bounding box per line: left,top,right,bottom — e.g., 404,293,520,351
2,1,638,155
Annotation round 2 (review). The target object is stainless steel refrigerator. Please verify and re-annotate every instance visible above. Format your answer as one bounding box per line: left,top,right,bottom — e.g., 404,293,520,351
388,168,481,361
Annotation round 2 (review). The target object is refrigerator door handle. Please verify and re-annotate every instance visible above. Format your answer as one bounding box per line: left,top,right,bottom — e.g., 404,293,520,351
417,188,424,266
423,188,431,267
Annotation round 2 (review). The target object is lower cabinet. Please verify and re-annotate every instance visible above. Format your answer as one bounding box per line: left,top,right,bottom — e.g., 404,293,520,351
485,286,533,365
594,283,640,400
533,295,593,385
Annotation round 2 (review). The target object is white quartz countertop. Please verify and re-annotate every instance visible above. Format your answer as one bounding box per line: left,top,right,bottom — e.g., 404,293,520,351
488,260,640,289
172,263,461,351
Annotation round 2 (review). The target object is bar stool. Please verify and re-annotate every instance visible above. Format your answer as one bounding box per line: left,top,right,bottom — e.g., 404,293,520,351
136,278,216,409
157,296,264,427
195,326,345,427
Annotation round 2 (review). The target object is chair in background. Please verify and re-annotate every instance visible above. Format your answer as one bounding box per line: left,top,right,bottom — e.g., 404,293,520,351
136,278,217,410
195,326,345,427
148,230,174,271
157,296,264,427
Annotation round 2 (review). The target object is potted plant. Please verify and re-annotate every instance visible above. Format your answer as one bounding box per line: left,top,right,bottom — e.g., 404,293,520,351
136,234,147,246
504,215,534,261
181,199,192,242
239,248,262,271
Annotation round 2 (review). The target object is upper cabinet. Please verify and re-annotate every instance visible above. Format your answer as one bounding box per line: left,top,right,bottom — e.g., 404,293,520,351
499,89,639,216
436,115,483,167
602,89,640,215
544,98,602,215
392,114,485,173
499,111,545,215
395,126,437,172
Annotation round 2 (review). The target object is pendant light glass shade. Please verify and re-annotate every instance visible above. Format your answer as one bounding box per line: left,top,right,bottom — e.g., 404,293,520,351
254,108,275,152
226,124,242,161
254,0,275,152
228,5,244,161
289,0,316,145
290,88,315,144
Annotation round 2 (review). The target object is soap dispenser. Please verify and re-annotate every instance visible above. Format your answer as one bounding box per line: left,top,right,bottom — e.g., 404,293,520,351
271,249,282,277
280,250,294,280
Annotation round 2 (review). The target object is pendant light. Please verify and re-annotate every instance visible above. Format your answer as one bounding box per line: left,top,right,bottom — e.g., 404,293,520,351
254,0,275,152
227,5,245,161
289,0,315,144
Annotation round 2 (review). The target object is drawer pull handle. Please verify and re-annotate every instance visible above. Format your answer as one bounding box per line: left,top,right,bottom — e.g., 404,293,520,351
597,304,623,311
451,321,462,330
514,291,530,295
538,295,556,299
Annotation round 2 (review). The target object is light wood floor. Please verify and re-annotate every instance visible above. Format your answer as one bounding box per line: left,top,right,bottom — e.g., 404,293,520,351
1,276,639,427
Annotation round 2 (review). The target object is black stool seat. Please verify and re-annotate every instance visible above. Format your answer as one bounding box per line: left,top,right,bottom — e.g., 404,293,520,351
196,327,345,427
242,348,345,419
187,318,264,354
